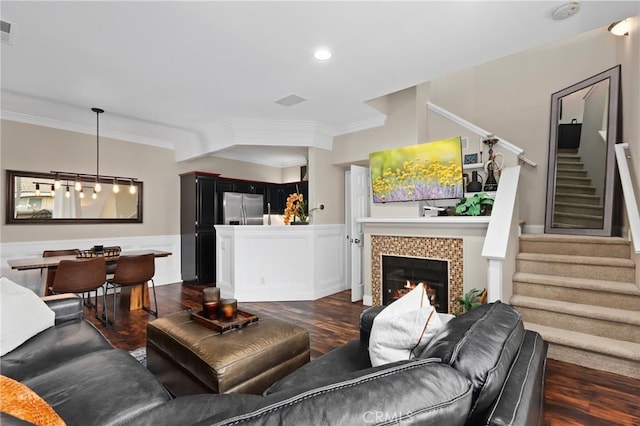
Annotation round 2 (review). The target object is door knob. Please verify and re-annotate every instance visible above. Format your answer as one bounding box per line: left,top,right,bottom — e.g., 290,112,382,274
354,238,360,244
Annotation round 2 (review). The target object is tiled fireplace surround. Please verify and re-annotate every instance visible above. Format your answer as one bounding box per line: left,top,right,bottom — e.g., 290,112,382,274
371,235,464,314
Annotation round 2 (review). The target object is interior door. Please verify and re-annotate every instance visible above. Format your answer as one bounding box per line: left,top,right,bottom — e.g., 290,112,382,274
348,165,370,302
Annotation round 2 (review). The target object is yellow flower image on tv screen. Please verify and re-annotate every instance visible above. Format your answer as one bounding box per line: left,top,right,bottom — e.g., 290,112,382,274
369,137,464,203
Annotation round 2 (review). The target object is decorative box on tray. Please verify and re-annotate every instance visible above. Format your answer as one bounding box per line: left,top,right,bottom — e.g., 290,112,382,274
190,310,259,333
76,246,121,259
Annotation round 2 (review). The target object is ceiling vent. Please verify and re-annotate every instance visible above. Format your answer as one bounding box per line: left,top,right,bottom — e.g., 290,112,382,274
1,20,14,45
275,94,306,107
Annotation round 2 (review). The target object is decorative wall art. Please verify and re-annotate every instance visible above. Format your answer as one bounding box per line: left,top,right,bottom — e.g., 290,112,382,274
369,137,464,203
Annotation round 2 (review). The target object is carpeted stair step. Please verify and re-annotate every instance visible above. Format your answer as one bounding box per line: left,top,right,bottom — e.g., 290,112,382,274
513,272,640,310
522,322,640,379
516,252,635,282
556,161,585,170
554,202,603,216
554,193,601,206
556,176,592,186
518,234,631,258
556,169,587,178
553,212,604,228
511,295,640,344
557,153,580,160
555,184,596,195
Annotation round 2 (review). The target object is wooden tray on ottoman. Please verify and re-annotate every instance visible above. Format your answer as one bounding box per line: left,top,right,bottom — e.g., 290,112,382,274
190,310,259,333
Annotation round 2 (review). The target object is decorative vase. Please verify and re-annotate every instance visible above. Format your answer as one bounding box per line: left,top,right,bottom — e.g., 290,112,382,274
467,171,483,193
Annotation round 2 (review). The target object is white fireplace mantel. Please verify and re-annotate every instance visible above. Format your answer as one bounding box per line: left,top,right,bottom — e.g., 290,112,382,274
357,216,490,228
358,216,490,307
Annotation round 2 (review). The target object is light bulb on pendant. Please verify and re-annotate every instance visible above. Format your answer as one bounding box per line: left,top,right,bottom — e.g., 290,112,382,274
51,184,56,197
95,179,102,193
65,187,71,198
54,175,61,190
112,179,120,194
92,188,98,200
74,176,82,192
35,183,41,196
79,188,85,199
129,180,136,194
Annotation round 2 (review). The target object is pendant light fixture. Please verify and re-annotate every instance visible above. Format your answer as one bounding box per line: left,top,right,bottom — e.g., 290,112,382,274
51,107,139,194
93,107,103,193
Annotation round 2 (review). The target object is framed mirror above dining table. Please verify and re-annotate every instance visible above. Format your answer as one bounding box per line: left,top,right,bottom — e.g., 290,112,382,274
6,170,143,224
545,65,621,236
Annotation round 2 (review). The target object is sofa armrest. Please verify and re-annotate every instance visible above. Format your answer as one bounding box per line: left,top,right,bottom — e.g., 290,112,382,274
42,293,84,324
359,305,385,344
483,330,548,426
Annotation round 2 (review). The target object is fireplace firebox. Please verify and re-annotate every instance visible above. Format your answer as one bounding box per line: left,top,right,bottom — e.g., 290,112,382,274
382,255,448,313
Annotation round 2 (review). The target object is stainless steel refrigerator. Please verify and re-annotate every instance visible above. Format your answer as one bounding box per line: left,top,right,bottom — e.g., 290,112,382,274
222,192,264,225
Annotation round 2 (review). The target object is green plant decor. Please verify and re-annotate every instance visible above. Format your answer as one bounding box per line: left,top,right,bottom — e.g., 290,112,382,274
455,193,494,216
453,288,487,316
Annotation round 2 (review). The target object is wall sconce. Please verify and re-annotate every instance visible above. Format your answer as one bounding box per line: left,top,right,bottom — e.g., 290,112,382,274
608,18,631,36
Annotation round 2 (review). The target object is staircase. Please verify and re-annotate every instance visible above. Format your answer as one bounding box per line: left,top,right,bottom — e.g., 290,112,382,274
511,234,640,379
553,153,604,228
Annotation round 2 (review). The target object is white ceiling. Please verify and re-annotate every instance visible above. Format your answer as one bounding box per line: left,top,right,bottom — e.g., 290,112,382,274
1,1,638,167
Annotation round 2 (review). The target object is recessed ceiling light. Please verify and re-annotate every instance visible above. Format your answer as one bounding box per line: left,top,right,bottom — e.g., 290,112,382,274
313,49,332,61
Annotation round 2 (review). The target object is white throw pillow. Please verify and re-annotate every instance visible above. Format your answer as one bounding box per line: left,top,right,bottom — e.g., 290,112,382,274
0,277,55,356
369,283,452,367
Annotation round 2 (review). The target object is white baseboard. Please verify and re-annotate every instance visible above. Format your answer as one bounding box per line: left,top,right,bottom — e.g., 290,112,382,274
1,235,181,295
522,225,545,234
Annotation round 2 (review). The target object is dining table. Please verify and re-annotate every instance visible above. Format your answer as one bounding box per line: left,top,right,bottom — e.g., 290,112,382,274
7,250,172,311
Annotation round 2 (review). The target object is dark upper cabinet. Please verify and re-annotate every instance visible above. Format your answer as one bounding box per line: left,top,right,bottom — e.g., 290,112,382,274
216,178,264,195
180,172,218,284
266,182,307,214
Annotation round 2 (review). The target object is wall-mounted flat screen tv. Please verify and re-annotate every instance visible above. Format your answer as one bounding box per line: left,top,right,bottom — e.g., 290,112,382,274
370,137,464,203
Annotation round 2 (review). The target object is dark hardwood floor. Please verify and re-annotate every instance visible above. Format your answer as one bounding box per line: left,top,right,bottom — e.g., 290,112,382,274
85,282,640,426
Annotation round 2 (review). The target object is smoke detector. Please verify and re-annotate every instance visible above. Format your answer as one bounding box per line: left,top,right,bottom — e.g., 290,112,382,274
551,2,580,20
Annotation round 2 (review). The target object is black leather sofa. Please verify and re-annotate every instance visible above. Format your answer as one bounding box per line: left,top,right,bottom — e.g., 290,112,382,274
1,295,547,426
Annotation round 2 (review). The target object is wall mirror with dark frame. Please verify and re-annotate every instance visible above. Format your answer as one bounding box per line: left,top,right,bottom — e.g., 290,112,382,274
6,170,143,224
545,65,621,236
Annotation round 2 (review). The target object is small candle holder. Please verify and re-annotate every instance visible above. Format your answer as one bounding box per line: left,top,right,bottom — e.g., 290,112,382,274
202,287,221,320
220,298,238,322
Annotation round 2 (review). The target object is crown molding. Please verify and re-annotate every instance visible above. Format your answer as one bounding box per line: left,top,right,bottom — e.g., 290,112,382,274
230,119,334,150
1,110,177,150
212,150,307,168
333,113,387,136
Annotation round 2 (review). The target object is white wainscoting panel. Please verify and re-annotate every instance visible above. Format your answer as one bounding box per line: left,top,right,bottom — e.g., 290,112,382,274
1,235,181,295
215,225,347,302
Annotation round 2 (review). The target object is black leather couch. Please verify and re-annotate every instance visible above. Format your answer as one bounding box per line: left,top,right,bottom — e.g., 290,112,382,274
1,295,547,426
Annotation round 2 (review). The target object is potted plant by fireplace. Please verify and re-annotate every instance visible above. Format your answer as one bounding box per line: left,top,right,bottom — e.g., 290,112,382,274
453,288,487,316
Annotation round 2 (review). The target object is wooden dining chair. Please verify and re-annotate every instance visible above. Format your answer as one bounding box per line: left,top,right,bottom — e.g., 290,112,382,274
43,249,79,297
105,253,158,324
49,256,107,323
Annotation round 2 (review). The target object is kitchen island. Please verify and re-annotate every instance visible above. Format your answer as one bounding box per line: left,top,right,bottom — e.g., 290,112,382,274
215,224,346,302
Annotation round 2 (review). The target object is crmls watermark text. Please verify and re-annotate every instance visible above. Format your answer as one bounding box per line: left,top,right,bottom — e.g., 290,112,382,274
362,410,414,424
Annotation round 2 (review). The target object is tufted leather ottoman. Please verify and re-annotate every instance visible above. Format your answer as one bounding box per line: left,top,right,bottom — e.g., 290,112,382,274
146,311,310,396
